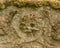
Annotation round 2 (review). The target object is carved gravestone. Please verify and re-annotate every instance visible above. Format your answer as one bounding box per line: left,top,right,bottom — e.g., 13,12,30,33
0,0,60,48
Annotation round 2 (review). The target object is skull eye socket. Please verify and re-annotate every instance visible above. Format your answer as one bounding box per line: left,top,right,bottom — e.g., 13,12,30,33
30,23,35,27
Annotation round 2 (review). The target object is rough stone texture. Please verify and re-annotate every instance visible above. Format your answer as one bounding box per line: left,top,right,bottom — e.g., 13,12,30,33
0,0,60,48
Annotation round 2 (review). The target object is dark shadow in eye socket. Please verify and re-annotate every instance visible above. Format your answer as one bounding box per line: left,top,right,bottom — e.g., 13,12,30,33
30,23,35,27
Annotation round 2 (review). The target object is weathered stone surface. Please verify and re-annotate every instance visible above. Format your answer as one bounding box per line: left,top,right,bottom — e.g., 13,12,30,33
0,0,60,48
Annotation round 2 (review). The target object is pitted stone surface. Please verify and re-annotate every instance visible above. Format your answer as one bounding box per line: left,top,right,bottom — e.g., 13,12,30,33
0,0,60,48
